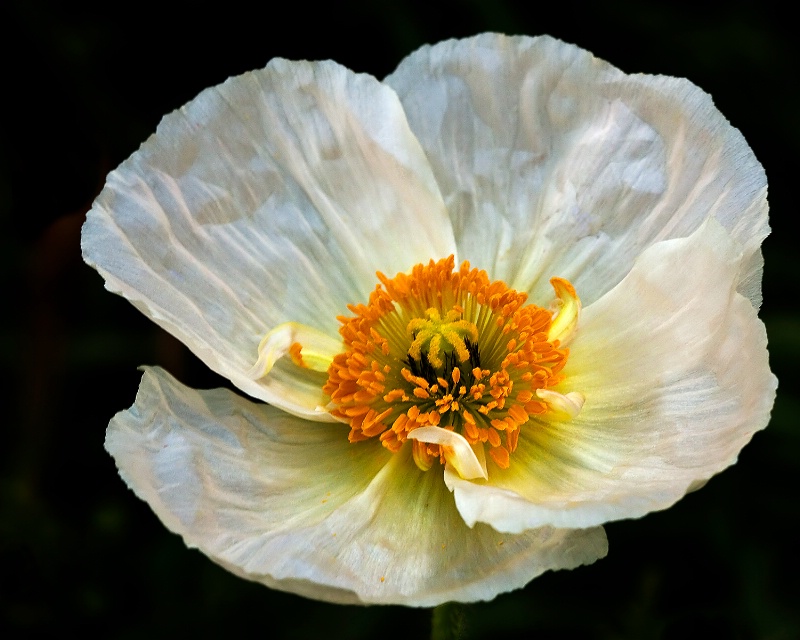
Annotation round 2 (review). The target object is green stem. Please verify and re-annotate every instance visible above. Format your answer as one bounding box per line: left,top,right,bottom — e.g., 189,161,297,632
430,602,466,640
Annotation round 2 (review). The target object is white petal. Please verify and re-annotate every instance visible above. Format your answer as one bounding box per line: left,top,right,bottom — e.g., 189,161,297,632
385,33,768,308
108,367,607,605
447,219,776,532
83,58,455,417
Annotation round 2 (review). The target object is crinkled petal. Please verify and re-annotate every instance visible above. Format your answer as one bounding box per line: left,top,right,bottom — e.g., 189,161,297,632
108,367,607,605
385,33,769,308
83,58,455,418
446,219,776,532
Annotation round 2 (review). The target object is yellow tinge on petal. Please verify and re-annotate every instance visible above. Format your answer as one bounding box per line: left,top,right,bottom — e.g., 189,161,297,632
323,257,584,475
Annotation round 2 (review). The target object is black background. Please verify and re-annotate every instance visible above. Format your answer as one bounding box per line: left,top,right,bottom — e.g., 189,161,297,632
3,1,798,638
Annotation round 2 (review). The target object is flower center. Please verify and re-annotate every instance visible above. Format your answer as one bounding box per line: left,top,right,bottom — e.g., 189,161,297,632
323,256,582,472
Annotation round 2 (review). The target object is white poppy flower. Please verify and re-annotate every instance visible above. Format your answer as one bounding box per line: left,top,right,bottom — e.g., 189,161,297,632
81,33,776,606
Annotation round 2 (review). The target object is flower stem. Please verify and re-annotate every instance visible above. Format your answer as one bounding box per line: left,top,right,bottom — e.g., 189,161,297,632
430,602,466,640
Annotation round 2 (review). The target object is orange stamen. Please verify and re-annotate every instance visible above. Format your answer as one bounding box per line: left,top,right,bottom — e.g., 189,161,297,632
322,257,576,472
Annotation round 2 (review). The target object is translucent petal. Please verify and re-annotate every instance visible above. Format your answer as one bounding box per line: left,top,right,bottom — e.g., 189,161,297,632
83,58,455,417
108,367,608,605
446,219,776,532
385,33,769,309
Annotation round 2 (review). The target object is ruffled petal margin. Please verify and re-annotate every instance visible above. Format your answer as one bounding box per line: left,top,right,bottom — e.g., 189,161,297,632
385,33,769,309
107,367,608,606
82,58,455,419
447,219,776,532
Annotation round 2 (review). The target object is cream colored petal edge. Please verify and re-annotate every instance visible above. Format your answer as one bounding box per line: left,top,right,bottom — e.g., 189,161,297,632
83,57,455,417
447,219,776,532
385,33,769,309
108,367,608,606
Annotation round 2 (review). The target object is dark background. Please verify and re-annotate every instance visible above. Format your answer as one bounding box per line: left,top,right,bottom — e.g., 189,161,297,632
2,1,798,638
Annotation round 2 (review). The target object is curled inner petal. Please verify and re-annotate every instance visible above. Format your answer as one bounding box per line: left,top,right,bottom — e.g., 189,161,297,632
535,389,586,419
547,277,581,346
408,427,488,480
249,321,342,379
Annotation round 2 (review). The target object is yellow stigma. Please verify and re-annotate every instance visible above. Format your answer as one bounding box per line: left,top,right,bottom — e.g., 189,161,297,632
406,307,478,368
323,256,580,471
